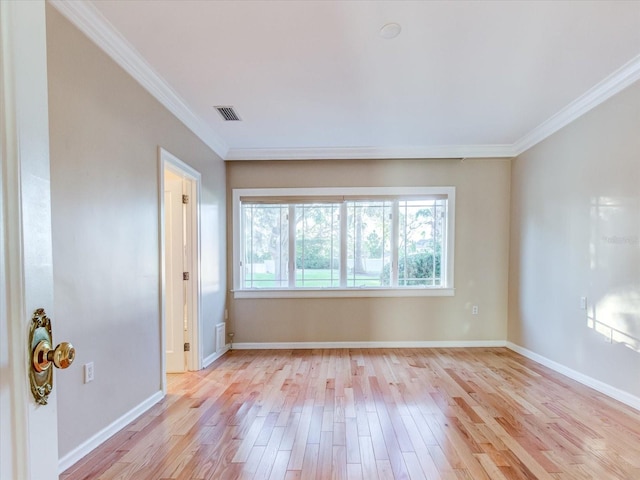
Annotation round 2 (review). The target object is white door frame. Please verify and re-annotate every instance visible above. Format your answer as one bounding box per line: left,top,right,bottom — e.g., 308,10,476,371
1,1,59,478
158,148,202,391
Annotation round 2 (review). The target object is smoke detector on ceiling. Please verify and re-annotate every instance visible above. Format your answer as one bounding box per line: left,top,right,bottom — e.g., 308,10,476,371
214,106,241,121
379,23,401,39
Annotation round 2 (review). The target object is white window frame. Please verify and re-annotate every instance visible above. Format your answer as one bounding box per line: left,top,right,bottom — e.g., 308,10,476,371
232,187,455,298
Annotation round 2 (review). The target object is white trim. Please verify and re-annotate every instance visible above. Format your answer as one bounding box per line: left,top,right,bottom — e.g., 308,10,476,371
287,204,296,287
506,342,640,412
232,189,241,294
58,391,164,474
513,55,640,155
161,149,201,180
159,148,203,391
48,0,228,160
233,288,454,299
186,169,202,372
234,341,507,350
157,153,167,392
339,203,348,287
203,345,230,369
225,145,516,161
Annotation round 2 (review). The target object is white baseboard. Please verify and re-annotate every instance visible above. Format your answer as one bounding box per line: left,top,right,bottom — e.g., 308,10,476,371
506,342,640,412
58,390,164,473
203,345,230,368
233,340,507,350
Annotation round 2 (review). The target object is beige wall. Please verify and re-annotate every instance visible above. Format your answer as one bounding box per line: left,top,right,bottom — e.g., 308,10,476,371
46,7,226,458
227,158,511,344
509,81,640,399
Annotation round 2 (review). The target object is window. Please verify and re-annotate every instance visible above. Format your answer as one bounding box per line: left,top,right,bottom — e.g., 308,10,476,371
233,187,455,298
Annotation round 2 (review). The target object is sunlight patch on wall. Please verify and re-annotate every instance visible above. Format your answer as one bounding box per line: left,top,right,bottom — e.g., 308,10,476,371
588,196,640,353
587,288,640,352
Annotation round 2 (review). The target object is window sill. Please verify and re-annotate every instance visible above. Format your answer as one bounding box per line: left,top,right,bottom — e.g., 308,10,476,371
233,287,455,299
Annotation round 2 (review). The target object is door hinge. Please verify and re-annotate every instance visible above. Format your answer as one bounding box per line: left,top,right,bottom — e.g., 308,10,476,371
182,194,189,204
184,342,190,352
183,272,190,280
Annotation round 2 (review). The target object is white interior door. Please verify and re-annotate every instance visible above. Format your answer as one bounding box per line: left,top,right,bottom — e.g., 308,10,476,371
1,1,60,479
164,170,187,373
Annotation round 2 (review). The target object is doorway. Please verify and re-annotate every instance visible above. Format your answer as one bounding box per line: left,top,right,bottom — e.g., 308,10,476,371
159,148,202,388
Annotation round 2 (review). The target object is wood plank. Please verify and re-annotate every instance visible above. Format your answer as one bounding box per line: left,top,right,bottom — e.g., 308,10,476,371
60,348,640,480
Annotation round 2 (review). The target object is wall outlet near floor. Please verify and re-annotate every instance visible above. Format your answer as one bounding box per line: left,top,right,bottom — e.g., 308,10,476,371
84,362,94,383
472,305,479,315
580,296,587,310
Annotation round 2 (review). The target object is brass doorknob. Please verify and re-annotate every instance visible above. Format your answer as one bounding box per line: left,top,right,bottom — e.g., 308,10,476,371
29,308,76,405
33,340,75,372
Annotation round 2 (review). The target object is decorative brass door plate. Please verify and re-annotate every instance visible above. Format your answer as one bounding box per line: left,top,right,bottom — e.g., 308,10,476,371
29,308,75,405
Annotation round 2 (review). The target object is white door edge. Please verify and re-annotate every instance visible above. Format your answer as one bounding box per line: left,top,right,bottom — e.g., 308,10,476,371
1,1,59,478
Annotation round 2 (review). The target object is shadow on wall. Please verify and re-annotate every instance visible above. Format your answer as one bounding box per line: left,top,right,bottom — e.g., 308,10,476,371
588,196,640,353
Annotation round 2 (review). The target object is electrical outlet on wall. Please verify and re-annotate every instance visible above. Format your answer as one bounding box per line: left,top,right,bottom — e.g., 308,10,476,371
472,305,479,315
580,296,587,310
84,362,94,383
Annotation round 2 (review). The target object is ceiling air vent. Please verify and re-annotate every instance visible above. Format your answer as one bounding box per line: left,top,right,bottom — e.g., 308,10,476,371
214,106,241,121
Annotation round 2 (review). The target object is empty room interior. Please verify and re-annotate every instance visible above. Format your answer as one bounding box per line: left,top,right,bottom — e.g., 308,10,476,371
2,1,640,479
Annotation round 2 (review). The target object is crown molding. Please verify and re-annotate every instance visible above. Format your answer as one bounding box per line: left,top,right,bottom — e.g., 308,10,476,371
513,54,640,155
225,144,517,161
231,54,640,161
48,0,229,160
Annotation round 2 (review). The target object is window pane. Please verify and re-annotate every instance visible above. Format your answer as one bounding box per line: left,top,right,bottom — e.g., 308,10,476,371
295,204,340,287
242,204,289,288
236,188,453,294
346,201,392,287
398,199,445,286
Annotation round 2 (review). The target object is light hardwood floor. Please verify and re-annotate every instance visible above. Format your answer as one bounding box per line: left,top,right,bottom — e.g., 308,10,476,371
61,348,640,479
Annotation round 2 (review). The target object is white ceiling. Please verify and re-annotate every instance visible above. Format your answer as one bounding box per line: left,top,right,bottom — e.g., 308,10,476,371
52,0,640,160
